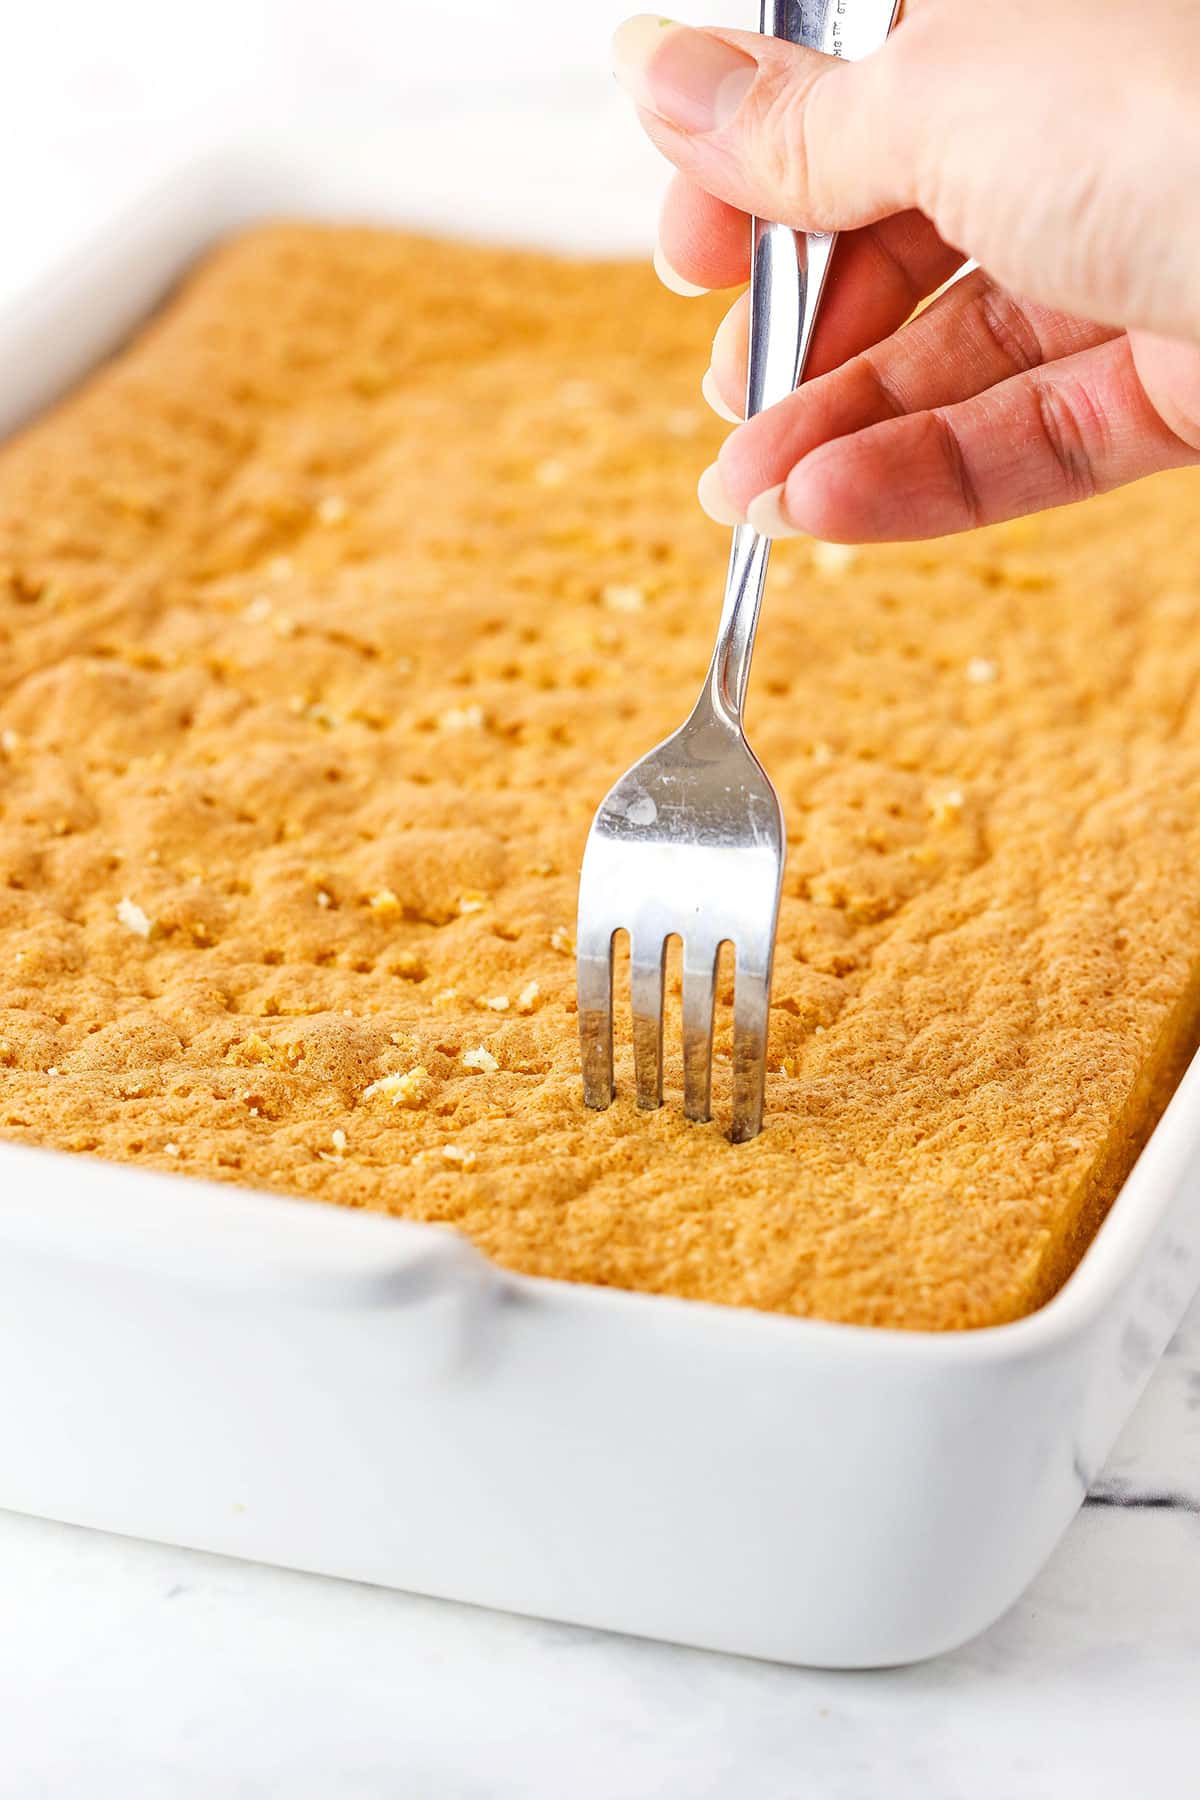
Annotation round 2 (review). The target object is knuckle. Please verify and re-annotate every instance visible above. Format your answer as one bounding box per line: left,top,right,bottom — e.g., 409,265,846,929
930,411,982,529
1031,374,1101,503
752,76,809,205
741,62,830,219
858,349,910,420
973,285,1046,376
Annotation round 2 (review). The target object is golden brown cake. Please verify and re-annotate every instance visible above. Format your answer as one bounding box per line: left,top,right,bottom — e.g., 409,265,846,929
2,224,1199,1331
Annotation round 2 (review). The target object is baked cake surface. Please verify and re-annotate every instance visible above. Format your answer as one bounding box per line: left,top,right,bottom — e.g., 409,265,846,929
2,223,1199,1331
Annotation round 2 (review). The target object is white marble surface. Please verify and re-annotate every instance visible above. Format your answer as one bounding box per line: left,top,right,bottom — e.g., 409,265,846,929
3,3,1200,1791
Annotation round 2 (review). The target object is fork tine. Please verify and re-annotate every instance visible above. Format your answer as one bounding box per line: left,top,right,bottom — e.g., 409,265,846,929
731,958,771,1144
682,939,719,1123
578,926,615,1110
630,937,666,1110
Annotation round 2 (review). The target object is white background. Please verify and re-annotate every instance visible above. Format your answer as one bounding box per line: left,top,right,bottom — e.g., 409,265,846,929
1,0,739,284
2,2,1200,1794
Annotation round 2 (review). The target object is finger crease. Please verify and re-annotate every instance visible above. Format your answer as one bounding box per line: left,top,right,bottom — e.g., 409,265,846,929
866,226,928,318
974,286,1046,376
757,76,802,208
1031,374,1100,504
931,411,982,528
861,355,911,422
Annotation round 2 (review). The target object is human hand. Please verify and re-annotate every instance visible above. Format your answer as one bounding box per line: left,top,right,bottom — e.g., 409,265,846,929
611,3,1200,541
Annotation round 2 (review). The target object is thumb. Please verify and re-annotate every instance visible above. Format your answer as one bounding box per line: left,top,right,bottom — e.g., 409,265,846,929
611,14,912,232
1129,331,1200,453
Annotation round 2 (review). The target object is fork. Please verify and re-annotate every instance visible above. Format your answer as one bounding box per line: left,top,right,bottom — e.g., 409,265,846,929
578,0,901,1142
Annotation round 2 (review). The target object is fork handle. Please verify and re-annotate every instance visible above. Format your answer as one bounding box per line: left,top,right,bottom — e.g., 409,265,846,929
708,0,901,723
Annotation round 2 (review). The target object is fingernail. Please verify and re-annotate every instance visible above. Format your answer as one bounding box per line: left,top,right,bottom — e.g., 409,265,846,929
701,367,742,423
653,242,709,297
746,483,803,539
698,462,747,527
612,15,757,132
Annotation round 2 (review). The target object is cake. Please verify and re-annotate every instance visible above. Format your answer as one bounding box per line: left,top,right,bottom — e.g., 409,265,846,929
2,222,1199,1331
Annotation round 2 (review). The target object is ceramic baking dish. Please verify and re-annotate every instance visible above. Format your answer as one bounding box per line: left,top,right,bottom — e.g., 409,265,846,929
2,122,1199,1671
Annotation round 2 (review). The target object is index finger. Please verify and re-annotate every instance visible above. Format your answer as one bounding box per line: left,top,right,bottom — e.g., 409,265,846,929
658,175,962,397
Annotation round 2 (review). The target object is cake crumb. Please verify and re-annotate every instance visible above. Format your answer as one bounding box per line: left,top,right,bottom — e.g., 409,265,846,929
559,379,600,407
116,897,154,939
602,583,645,614
967,657,999,685
929,788,966,824
369,888,402,916
811,540,859,575
315,493,348,526
457,892,489,915
516,980,540,1014
438,703,485,732
480,994,509,1012
316,1127,348,1160
439,1145,477,1170
363,1066,432,1108
463,1046,499,1073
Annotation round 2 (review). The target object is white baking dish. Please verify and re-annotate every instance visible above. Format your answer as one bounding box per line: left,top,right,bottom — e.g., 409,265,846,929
2,120,1199,1670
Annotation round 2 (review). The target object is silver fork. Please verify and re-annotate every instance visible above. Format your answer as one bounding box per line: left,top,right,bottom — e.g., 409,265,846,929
578,0,900,1142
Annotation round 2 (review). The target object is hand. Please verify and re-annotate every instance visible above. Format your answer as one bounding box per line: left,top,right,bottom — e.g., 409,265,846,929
611,4,1200,542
